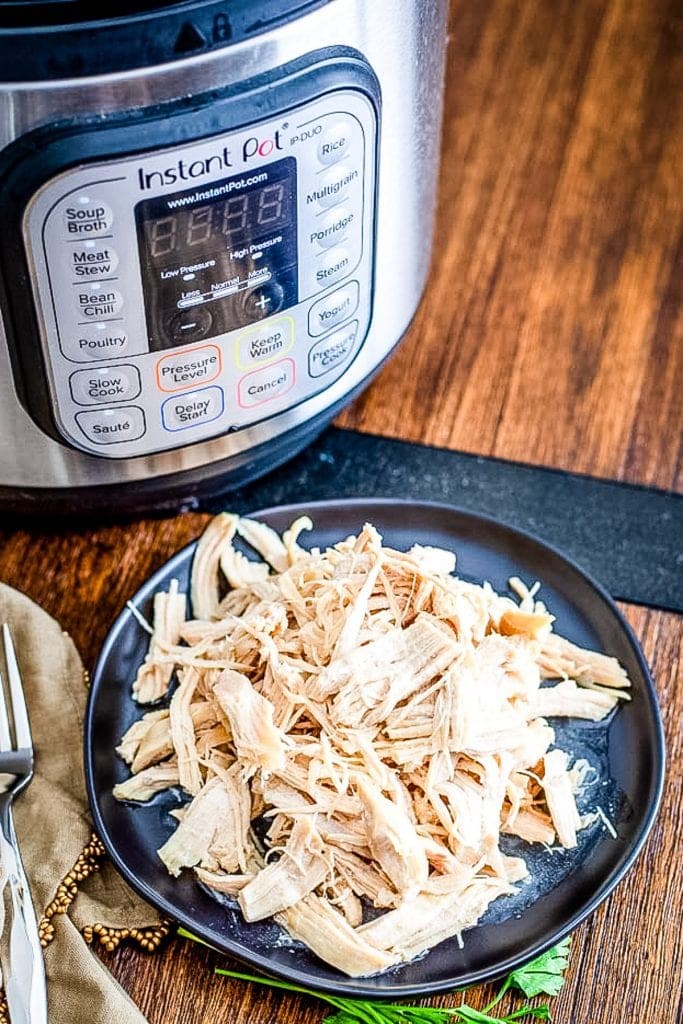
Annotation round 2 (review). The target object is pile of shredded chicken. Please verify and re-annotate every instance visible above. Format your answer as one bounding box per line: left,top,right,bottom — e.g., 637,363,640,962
115,513,631,977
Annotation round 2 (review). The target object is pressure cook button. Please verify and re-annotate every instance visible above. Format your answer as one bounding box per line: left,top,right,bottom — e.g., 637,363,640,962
63,198,114,236
308,320,359,378
308,281,359,337
76,285,123,320
317,120,353,165
69,364,141,406
241,281,285,321
309,207,354,251
161,385,224,431
238,358,295,408
307,163,361,210
70,241,118,279
235,317,294,370
75,406,145,445
156,344,222,392
168,305,213,344
62,324,130,361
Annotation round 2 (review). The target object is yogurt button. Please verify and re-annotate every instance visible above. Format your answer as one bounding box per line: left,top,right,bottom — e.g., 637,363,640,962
317,120,354,165
70,241,118,278
75,406,145,445
308,281,359,337
63,198,113,236
70,364,141,405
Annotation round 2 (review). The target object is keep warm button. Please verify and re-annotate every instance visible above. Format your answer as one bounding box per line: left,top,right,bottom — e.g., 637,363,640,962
161,385,224,431
308,321,359,378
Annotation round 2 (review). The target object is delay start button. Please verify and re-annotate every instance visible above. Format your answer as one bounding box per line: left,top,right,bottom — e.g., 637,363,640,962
308,320,359,378
69,364,141,406
238,358,295,408
75,406,145,445
161,385,224,431
156,344,221,392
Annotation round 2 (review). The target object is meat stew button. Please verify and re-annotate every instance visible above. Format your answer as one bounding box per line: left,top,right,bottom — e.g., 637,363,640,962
308,320,359,378
161,385,224,431
75,406,145,445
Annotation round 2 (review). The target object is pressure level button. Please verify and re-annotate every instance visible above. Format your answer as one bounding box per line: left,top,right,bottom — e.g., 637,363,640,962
63,198,113,236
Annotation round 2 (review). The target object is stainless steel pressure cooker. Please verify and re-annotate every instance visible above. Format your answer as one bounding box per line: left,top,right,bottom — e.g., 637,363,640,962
0,0,447,514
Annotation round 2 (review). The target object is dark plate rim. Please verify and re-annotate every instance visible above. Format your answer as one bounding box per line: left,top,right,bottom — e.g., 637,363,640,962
84,497,666,997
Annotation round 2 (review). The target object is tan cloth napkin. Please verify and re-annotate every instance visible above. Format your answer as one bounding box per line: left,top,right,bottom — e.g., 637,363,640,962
0,582,161,1024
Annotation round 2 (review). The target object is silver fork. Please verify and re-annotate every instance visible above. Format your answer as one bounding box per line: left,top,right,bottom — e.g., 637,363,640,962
0,624,47,1024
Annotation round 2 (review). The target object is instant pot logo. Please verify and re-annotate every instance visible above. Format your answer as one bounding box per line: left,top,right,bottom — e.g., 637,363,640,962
137,129,285,190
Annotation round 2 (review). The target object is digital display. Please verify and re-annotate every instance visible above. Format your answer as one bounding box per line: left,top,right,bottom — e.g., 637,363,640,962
135,158,298,350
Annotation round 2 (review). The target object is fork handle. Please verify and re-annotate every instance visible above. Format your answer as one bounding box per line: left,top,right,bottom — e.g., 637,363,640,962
0,802,48,1024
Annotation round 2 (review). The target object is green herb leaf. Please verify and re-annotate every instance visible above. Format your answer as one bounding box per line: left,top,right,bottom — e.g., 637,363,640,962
506,938,571,999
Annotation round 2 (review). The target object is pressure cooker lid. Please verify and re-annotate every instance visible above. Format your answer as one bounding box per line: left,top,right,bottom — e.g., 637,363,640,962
0,0,330,81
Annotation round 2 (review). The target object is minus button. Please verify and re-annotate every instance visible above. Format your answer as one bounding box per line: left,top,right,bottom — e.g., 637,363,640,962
168,306,213,344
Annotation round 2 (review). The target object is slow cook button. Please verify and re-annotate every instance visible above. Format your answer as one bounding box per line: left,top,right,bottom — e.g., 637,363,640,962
308,281,359,337
317,120,354,165
62,197,114,236
161,386,224,431
75,405,145,445
309,207,355,251
238,358,295,408
156,344,221,392
308,320,359,378
70,241,118,278
69,364,141,406
235,317,294,370
76,284,123,320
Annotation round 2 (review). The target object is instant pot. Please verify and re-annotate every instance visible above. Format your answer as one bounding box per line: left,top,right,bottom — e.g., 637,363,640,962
0,0,447,514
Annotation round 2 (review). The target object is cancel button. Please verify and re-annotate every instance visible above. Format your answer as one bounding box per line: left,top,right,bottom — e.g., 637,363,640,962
308,321,358,378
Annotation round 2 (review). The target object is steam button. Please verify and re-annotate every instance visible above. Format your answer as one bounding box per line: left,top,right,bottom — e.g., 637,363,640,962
63,198,114,236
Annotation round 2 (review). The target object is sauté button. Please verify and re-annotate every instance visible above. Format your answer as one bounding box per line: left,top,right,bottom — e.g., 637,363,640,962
308,281,359,337
238,358,295,408
308,320,359,378
75,406,145,445
161,385,224,431
63,197,114,236
76,284,123,320
168,306,213,344
61,324,131,362
309,207,354,251
235,317,294,370
69,364,141,406
156,344,222,391
317,120,353,165
70,241,119,278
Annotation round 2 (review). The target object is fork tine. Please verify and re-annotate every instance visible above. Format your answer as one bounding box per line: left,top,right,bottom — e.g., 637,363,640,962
2,624,31,751
0,669,11,753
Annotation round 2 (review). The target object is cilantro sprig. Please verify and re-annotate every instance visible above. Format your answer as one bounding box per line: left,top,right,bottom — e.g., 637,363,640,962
178,928,571,1023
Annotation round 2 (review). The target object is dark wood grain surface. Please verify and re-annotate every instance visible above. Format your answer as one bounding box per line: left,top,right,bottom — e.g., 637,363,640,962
1,0,681,1021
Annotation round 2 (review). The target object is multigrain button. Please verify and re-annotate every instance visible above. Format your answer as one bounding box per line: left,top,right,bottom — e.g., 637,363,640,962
308,281,359,337
308,320,359,378
156,344,221,392
70,241,118,278
69,364,141,406
238,358,295,408
161,385,224,431
76,284,123,320
75,405,145,445
317,120,353,165
306,163,360,210
61,324,131,362
63,197,113,236
309,207,354,251
235,317,294,370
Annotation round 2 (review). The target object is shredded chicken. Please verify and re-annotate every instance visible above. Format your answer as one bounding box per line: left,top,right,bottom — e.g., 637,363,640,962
115,514,631,976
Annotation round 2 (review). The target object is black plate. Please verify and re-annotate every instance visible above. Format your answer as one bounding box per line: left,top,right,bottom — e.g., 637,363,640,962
85,499,665,997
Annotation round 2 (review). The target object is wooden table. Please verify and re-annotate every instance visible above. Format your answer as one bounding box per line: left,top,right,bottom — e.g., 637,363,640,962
1,0,681,1020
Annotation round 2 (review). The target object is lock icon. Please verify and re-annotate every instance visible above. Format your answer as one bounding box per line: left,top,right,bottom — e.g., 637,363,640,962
212,12,231,42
